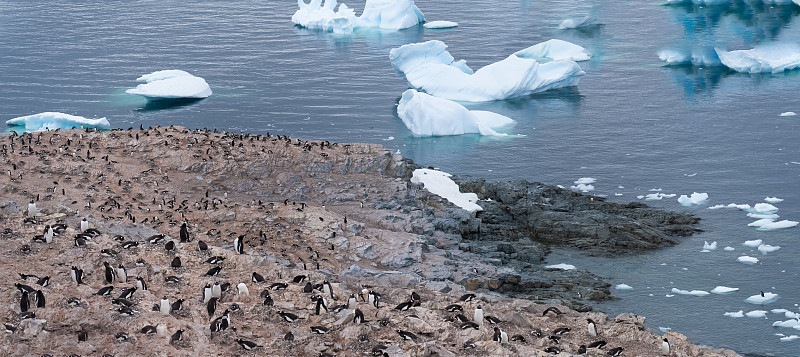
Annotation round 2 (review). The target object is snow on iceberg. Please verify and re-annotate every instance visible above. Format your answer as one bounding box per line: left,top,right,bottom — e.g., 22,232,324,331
514,39,591,62
711,286,738,294
6,112,110,132
411,168,482,212
423,20,457,29
396,89,514,136
716,43,800,73
292,0,424,34
658,47,722,66
126,70,212,100
758,244,781,254
678,192,708,207
545,263,576,270
558,16,598,30
671,288,710,296
746,292,779,305
389,40,585,102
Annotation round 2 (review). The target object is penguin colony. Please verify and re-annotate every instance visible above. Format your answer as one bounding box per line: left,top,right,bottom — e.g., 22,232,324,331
0,127,735,356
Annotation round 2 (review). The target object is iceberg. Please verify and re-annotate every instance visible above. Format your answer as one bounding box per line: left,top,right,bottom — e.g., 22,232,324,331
743,239,762,248
757,220,799,231
716,43,800,73
389,40,585,102
711,286,738,294
6,112,111,132
702,241,717,250
765,197,785,203
758,244,781,254
615,284,633,290
746,292,779,305
723,310,744,318
780,112,797,117
545,263,576,270
292,0,424,34
126,70,212,100
737,256,759,264
514,39,591,62
658,47,722,66
746,310,768,318
671,288,710,296
773,319,800,328
558,16,598,30
411,169,482,212
780,335,800,342
423,20,457,29
678,192,709,207
396,89,514,136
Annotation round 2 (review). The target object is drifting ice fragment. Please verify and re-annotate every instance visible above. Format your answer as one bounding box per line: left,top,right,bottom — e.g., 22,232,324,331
757,220,798,231
671,288,709,296
746,310,768,318
545,263,576,270
558,16,598,30
703,241,717,250
716,43,800,74
615,284,633,290
780,112,796,117
126,70,212,100
397,89,514,136
765,197,785,203
514,39,591,62
746,292,779,305
780,335,800,341
678,192,708,207
758,244,781,254
723,310,744,318
723,246,735,251
292,0,425,33
737,256,759,264
773,319,800,328
6,112,111,132
743,239,763,248
711,286,738,294
658,47,722,66
424,21,457,29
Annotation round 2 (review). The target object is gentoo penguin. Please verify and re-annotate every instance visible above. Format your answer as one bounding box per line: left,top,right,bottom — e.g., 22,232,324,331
252,272,265,283
234,235,244,254
198,240,208,251
549,335,561,344
578,345,587,354
411,291,421,306
303,282,313,293
607,347,624,356
587,318,598,337
212,282,222,298
588,340,606,349
544,346,561,354
171,299,184,312
71,266,84,285
237,283,249,296
460,321,480,330
395,300,414,311
141,325,157,334
160,296,171,314
118,287,136,299
459,293,476,302
36,276,49,287
207,297,218,319
553,327,571,335
662,338,670,355
269,282,288,291
27,200,36,217
95,286,113,296
80,218,89,232
206,256,225,264
236,338,262,351
444,304,463,312
474,305,484,326
360,288,369,302
492,327,508,343
171,256,181,268
164,241,175,252
284,331,294,341
353,308,365,323
484,315,502,324
203,284,212,303
263,295,274,307
396,329,417,341
542,306,563,317
20,291,29,312
277,310,303,323
206,266,222,276
347,294,357,308
117,264,127,283
322,281,333,299
136,276,147,291
78,330,88,342
44,225,53,243
179,222,189,243
511,334,526,342
103,262,115,284
310,326,329,334
314,296,328,315
170,329,184,343
292,275,307,283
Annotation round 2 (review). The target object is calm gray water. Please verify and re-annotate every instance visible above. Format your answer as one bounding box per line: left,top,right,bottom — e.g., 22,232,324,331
2,0,800,355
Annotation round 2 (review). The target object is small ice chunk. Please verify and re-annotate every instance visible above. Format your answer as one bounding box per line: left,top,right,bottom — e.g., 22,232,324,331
658,327,671,332
711,286,739,294
6,112,110,132
411,169,482,212
737,256,759,264
678,192,709,206
765,196,785,203
724,310,744,318
723,246,735,251
574,177,596,184
749,218,777,227
545,263,576,270
780,112,796,117
746,310,768,318
743,239,763,248
570,183,595,192
747,213,780,220
558,15,598,30
615,284,633,290
671,288,709,296
746,292,779,305
703,241,717,250
708,204,726,210
773,319,800,328
729,203,752,210
771,309,789,314
126,70,212,100
780,335,800,341
752,203,779,214
757,220,799,231
645,193,676,200
758,244,781,254
424,20,458,29
787,311,800,319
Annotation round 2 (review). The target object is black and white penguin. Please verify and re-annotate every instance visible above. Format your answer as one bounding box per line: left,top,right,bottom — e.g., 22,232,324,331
95,286,114,296
78,330,88,342
303,282,313,293
147,234,165,244
207,297,218,319
118,306,136,317
492,327,508,343
607,347,624,356
284,331,294,341
314,295,328,315
234,235,244,254
170,329,184,342
396,329,417,341
103,262,115,284
662,338,670,355
80,218,89,232
444,304,463,312
347,294,357,308
395,300,414,311
459,293,476,302
484,315,502,324
460,321,480,330
578,345,587,354
511,334,526,342
237,283,249,296
118,287,136,300
353,308,365,323
212,282,222,298
235,338,262,350
136,276,147,291
171,256,181,268
203,284,212,303
160,296,171,314
20,291,29,312
322,281,333,299
587,318,598,337
206,256,225,264
36,276,49,287
70,266,84,285
180,222,190,243
122,241,138,249
27,200,37,217
252,272,265,283
542,306,563,317
198,240,208,251
269,282,288,291
141,325,157,334
278,310,303,323
310,326,329,334
474,305,484,326
292,275,307,283
411,291,421,306
164,241,175,252
117,264,127,283
171,299,184,312
588,340,606,349
43,225,53,243
206,266,222,276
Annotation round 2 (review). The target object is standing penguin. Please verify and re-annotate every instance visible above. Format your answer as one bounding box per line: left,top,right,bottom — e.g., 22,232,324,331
353,308,365,323
20,291,29,312
180,222,190,243
474,305,484,327
237,283,249,296
322,281,333,299
103,262,115,284
136,276,148,291
160,296,171,315
71,266,84,285
27,200,37,217
212,282,222,298
44,225,54,243
80,218,89,232
587,318,598,337
203,284,212,303
117,264,127,283
492,327,508,343
662,338,670,355
35,290,45,308
207,297,218,319
234,235,244,254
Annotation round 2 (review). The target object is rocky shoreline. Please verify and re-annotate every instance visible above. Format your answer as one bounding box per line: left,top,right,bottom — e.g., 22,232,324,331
0,127,738,356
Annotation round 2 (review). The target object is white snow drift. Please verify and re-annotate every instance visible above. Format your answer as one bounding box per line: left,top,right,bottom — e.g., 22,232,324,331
396,89,514,136
411,169,482,212
126,70,212,100
389,40,585,102
6,112,111,132
292,0,425,34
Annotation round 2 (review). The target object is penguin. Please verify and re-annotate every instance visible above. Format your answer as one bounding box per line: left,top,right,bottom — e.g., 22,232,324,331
117,264,127,283
160,296,171,314
484,315,502,324
662,338,670,355
20,291,29,312
171,299,184,312
588,340,607,349
141,325,157,334
607,347,624,356
444,304,463,312
303,282,313,293
165,241,175,252
171,256,181,268
360,288,369,302
587,318,598,337
206,256,225,264
136,276,147,291
347,294,357,308
284,331,294,341
542,306,563,317
269,282,288,291
460,321,480,330
118,287,136,299
207,297,218,319
236,338,262,351
371,292,381,309
203,284,212,303
310,326,329,334
36,276,49,287
103,262,115,284
212,282,222,298
292,275,307,283
234,235,244,254
206,266,222,276
147,234,165,244
395,300,414,311
170,329,184,343
315,296,328,315
122,241,138,249
511,334,526,342
396,329,417,341
44,225,53,243
78,330,88,342
492,327,508,343
411,291,421,306
27,200,36,217
95,286,114,296
474,305,484,326
544,346,561,354
252,272,265,283
553,327,571,335
198,240,208,251
578,345,587,354
71,266,84,285
80,218,89,232
322,281,333,299
5,323,17,334
353,308,365,323
459,293,476,302
118,306,136,317
237,282,249,296
278,310,303,323
263,295,274,307
179,222,189,243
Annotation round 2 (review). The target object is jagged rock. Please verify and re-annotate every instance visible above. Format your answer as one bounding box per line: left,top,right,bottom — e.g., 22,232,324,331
19,318,47,338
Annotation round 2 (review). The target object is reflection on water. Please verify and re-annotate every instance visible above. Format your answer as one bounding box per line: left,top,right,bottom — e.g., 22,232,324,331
666,0,800,44
136,98,206,112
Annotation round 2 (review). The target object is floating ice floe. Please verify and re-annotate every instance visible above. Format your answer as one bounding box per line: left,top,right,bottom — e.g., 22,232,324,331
396,89,515,136
6,112,111,132
765,196,785,203
773,319,800,328
747,213,780,220
746,292,779,305
711,286,739,294
772,308,789,314
658,327,671,332
758,244,781,254
746,310,768,318
545,263,576,270
411,169,482,212
780,112,797,117
780,335,800,342
716,43,800,73
757,220,799,231
658,47,722,66
558,16,598,30
126,70,212,100
737,256,759,264
642,193,676,201
787,311,800,319
723,246,735,251
678,192,708,207
514,39,592,62
750,203,779,214
743,239,763,248
615,284,633,290
570,178,596,193
389,40,585,102
671,288,709,296
423,20,457,29
292,0,425,34
702,241,717,250
723,310,744,318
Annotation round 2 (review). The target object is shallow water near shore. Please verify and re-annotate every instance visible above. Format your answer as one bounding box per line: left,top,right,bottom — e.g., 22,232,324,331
2,0,800,355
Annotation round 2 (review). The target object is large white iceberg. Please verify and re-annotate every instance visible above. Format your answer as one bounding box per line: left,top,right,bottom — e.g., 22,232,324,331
126,70,212,100
514,39,591,62
292,0,424,34
411,169,482,212
7,112,111,132
396,89,514,136
716,43,800,73
390,40,585,102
